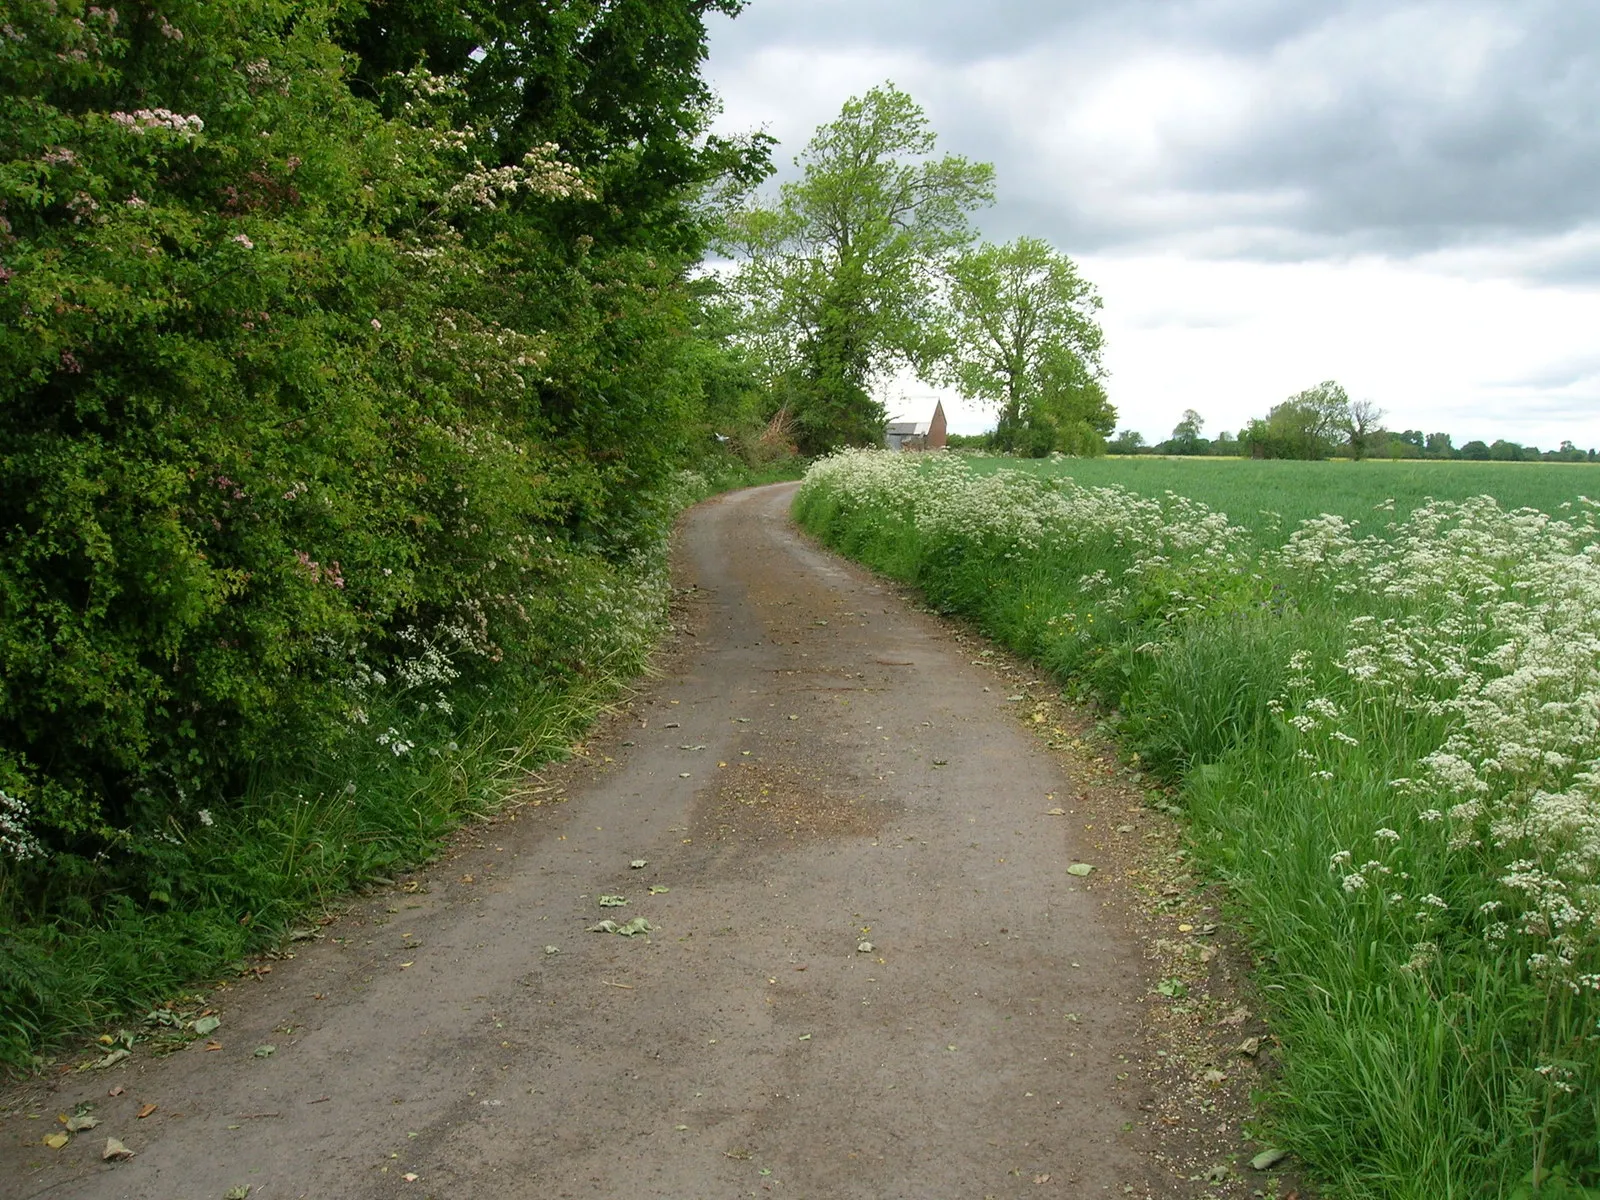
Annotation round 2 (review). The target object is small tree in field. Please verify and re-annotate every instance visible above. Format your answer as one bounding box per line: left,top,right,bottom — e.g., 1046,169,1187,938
1241,381,1352,460
1167,409,1207,455
1347,399,1386,460
1109,429,1147,455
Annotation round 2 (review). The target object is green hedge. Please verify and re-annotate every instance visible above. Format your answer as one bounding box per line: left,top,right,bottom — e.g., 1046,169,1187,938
0,0,779,1063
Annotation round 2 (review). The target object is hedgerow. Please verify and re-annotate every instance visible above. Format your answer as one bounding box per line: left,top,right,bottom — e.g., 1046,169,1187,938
0,0,780,1062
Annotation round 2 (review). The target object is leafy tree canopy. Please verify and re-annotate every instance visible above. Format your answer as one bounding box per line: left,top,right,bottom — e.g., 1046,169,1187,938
721,83,994,453
933,236,1110,455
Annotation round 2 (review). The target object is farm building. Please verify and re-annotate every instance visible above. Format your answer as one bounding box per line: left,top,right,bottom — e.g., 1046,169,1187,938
885,401,948,451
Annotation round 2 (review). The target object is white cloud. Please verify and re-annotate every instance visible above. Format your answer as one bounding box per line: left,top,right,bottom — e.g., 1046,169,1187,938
1083,254,1600,448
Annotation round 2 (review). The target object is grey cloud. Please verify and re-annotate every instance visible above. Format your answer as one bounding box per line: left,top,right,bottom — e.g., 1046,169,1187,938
711,1,1600,278
717,0,1338,64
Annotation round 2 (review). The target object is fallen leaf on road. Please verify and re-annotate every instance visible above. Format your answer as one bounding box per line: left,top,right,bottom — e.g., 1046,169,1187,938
1045,808,1066,816
108,1086,125,1097
1034,1174,1051,1184
223,1188,251,1199
544,946,560,956
598,895,628,907
856,941,874,953
649,886,670,895
1251,1148,1289,1170
192,1016,221,1037
679,772,691,778
1203,1069,1227,1085
205,1041,224,1051
1156,978,1188,998
402,1173,419,1182
589,918,652,936
65,1113,100,1131
252,1045,276,1058
630,859,647,869
103,1137,135,1161
1237,1037,1262,1057
137,1103,158,1119
1066,863,1094,877
43,1132,69,1149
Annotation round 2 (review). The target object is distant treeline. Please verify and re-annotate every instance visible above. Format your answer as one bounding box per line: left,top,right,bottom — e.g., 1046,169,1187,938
1091,382,1595,462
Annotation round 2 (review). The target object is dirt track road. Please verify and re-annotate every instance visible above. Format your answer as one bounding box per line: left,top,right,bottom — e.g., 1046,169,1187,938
6,482,1180,1199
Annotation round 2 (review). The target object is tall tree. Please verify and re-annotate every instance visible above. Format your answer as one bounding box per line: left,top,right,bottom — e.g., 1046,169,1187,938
723,84,995,453
933,237,1109,454
1168,408,1206,455
1346,398,1385,460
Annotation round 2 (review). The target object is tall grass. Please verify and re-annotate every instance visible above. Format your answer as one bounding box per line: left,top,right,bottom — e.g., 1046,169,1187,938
795,451,1600,1199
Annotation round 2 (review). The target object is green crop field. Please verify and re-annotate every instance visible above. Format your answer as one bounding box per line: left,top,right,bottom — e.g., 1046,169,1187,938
963,454,1600,536
796,449,1600,1200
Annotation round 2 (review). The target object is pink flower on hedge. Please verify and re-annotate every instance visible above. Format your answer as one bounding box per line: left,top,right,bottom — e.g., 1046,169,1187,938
232,233,254,249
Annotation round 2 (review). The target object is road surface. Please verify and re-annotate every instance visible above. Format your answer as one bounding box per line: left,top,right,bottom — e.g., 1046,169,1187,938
6,482,1217,1200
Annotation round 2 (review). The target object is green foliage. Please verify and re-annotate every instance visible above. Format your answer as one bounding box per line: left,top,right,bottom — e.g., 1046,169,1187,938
0,0,771,1063
933,236,1111,454
721,83,994,453
1108,429,1148,455
1242,380,1353,459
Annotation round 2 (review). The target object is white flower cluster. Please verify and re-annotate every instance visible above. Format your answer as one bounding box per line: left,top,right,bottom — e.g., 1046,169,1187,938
1296,497,1600,985
799,450,1253,615
800,454,1248,640
444,144,595,211
107,108,203,138
0,789,45,863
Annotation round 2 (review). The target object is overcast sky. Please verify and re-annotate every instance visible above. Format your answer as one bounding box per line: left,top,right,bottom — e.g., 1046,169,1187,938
704,0,1600,447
